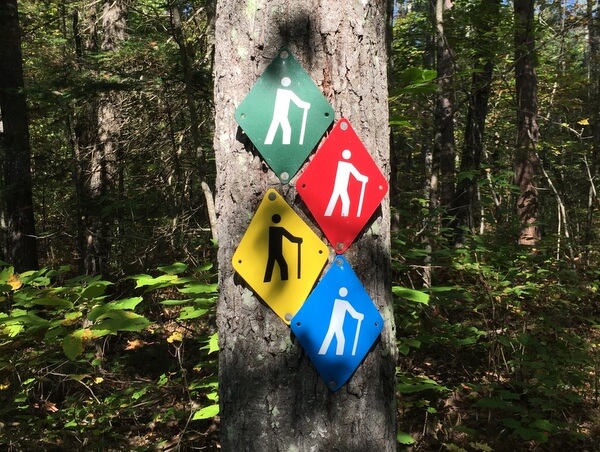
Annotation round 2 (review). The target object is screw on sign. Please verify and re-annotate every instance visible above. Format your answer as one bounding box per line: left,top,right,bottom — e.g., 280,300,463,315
297,118,389,254
234,49,334,184
231,189,328,323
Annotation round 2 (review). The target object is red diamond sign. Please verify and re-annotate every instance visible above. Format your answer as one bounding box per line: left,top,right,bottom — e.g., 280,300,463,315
297,118,388,254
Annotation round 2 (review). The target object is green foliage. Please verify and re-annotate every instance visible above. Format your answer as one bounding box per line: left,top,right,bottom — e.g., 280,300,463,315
393,234,599,450
0,262,219,450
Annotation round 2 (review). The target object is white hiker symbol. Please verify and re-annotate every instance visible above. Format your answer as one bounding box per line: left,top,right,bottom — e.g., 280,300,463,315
324,149,369,217
318,287,365,356
265,77,311,146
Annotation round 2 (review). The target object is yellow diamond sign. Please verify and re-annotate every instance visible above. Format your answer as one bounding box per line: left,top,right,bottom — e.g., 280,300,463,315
232,189,328,323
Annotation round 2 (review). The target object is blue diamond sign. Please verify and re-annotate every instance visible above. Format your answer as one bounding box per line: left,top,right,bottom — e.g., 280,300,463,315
235,48,334,184
290,255,384,391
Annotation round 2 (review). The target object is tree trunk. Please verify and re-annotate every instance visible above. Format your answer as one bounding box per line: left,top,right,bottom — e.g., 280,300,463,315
213,1,396,450
585,0,600,248
0,0,39,272
451,0,500,246
74,0,126,275
168,0,205,172
434,0,455,218
514,0,540,246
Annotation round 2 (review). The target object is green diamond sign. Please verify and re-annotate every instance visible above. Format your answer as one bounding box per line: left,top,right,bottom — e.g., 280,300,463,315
235,49,334,183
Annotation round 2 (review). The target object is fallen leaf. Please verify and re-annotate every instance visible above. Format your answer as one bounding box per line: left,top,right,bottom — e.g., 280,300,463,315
125,339,146,350
8,274,22,290
167,331,184,343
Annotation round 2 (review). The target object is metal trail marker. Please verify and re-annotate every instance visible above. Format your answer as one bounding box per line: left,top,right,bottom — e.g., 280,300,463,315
235,49,334,184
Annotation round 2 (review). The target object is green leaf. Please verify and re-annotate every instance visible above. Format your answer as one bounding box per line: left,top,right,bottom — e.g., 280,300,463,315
131,274,178,289
177,306,208,320
157,262,188,275
397,375,447,394
502,417,521,429
81,282,111,299
392,286,430,304
192,404,219,420
179,282,218,294
469,442,493,452
110,296,143,310
203,333,219,354
87,297,143,321
159,298,193,306
91,310,150,333
530,418,555,432
397,431,415,445
0,267,14,284
63,329,92,360
32,297,73,309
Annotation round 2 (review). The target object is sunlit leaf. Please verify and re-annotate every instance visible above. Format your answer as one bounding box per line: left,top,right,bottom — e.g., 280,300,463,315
397,432,415,445
157,262,188,274
177,306,208,320
178,282,218,294
392,286,430,304
8,274,22,290
125,338,146,350
192,404,219,420
167,331,184,343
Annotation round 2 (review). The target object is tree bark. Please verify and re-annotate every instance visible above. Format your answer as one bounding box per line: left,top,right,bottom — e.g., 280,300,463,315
0,0,39,272
514,0,541,246
585,0,600,247
451,0,500,246
74,0,126,275
434,0,455,217
213,1,396,450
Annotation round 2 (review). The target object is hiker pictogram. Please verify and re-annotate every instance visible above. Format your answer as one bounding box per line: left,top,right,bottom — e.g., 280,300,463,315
264,213,303,282
324,149,369,218
265,77,311,146
318,287,364,356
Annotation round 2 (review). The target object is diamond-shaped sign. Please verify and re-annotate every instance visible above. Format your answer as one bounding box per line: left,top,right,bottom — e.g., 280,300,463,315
232,189,328,323
290,255,384,391
235,49,334,184
296,118,389,254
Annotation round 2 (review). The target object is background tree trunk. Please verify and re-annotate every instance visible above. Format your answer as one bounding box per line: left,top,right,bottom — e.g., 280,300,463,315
585,0,600,248
514,0,541,246
0,0,39,272
213,0,396,450
434,0,455,219
74,0,126,275
451,0,500,246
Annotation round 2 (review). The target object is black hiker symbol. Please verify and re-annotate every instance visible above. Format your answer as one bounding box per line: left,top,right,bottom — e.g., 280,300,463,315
263,214,303,282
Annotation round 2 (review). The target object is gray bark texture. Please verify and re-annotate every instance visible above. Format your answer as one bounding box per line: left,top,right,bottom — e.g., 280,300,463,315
0,0,39,272
514,0,540,246
213,1,397,451
74,0,125,275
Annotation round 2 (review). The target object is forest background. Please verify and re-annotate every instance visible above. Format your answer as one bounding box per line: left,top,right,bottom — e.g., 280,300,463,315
1,0,600,450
